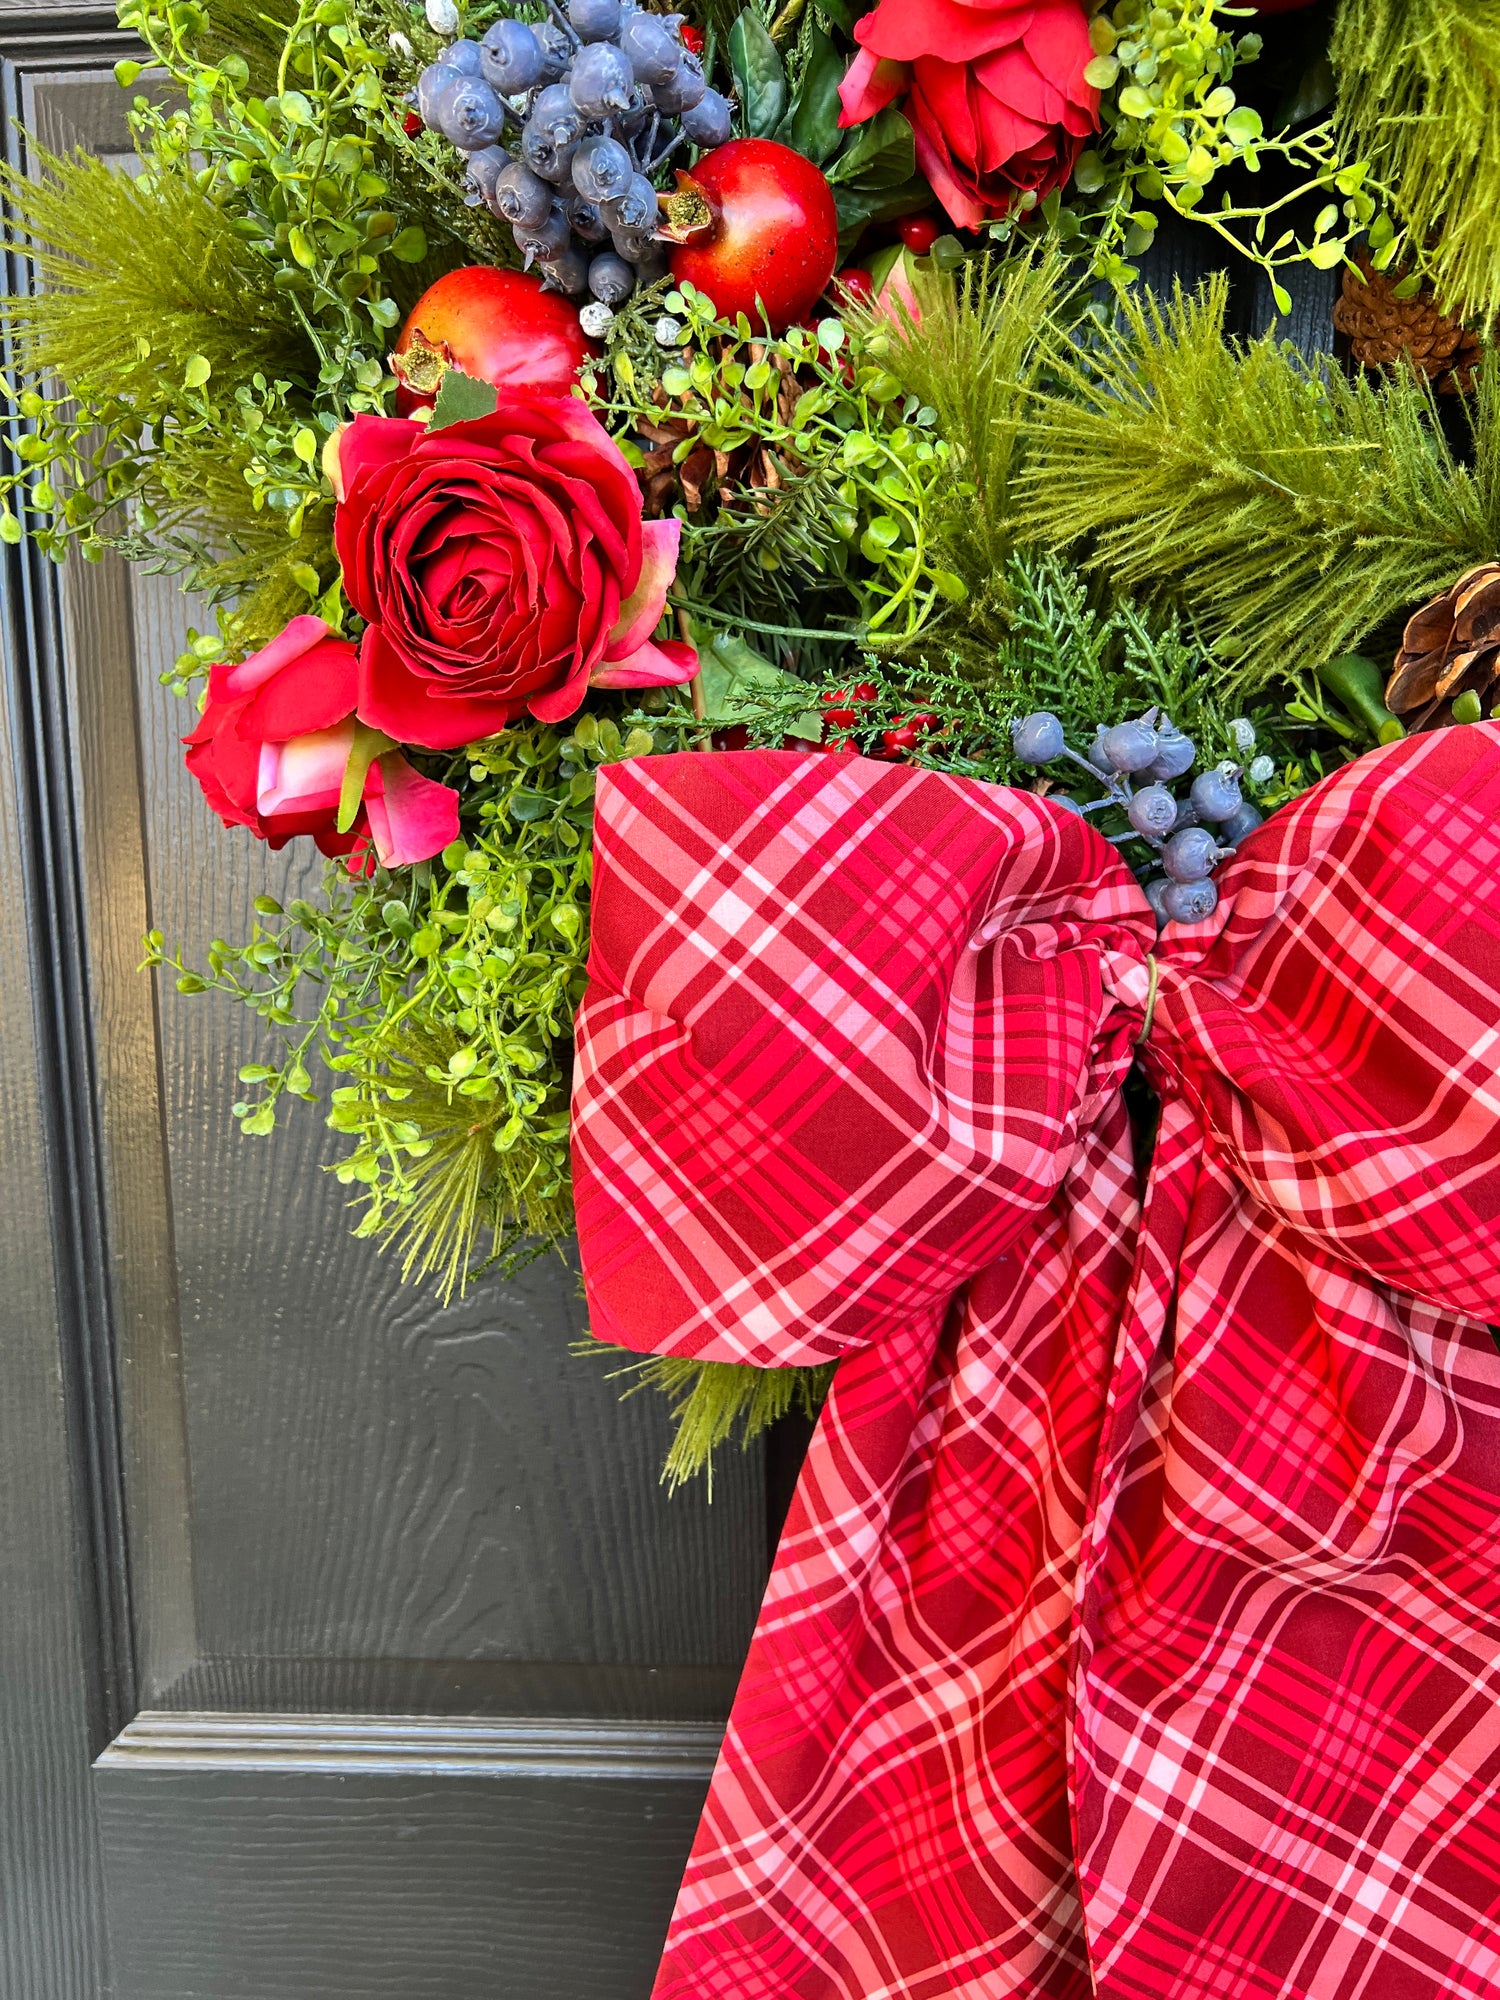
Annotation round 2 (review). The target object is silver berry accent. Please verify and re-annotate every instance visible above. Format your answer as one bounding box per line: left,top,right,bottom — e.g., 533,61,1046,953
424,0,460,35
1248,754,1274,788
654,315,683,345
1229,716,1257,756
579,300,615,338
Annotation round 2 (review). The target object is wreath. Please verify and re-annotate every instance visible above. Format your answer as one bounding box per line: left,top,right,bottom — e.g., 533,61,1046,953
3,0,1497,1476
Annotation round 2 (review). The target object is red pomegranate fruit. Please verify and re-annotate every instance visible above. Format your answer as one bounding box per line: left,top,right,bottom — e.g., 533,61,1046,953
391,266,595,413
666,139,838,335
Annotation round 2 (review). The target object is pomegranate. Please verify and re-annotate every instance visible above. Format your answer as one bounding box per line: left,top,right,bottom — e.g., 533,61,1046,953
391,266,595,413
666,139,838,335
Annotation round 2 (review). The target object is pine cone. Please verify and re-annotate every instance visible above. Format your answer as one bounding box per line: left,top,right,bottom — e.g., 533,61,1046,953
1385,563,1500,730
1333,249,1482,396
635,340,809,519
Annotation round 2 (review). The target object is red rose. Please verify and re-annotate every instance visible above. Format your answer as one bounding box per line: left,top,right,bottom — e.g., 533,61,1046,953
184,614,460,869
838,0,1099,231
333,401,697,753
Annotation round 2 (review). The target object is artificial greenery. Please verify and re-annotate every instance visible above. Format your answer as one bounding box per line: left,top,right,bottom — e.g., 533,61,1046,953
598,1350,836,1492
144,718,644,1299
1331,0,1500,320
594,278,966,653
1019,274,1500,687
0,0,477,666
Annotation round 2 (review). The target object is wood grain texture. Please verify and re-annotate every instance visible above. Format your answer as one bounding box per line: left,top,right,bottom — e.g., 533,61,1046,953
126,562,768,1692
96,1760,708,2000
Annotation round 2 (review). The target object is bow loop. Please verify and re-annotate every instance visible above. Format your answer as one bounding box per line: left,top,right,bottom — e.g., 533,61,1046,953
575,749,1153,1370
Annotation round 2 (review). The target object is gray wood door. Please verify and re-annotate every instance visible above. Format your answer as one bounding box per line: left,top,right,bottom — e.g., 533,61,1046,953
0,12,772,1993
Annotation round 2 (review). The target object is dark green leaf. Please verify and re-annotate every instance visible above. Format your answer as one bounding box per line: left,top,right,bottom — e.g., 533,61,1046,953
777,25,845,165
815,0,854,33
827,105,915,190
833,170,931,246
429,368,500,428
728,8,787,139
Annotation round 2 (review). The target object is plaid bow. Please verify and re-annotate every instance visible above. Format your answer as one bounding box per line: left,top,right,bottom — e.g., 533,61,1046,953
572,729,1500,1999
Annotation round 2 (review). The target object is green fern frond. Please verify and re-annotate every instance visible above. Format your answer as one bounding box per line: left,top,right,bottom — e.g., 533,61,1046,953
595,1349,835,1492
1331,0,1500,319
1018,277,1500,686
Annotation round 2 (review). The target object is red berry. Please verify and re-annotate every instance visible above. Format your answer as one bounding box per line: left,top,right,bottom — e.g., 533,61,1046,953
908,711,939,733
391,267,597,414
679,22,705,52
822,710,857,732
882,725,921,755
854,681,877,702
896,214,940,255
830,266,875,307
713,724,752,752
668,140,838,335
402,109,424,137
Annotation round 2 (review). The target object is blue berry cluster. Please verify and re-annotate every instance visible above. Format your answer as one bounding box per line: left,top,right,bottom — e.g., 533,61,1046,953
1011,708,1266,925
414,0,730,327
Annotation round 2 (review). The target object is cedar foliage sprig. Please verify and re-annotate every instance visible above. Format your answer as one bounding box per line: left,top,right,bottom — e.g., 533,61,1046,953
1331,0,1500,320
1018,276,1500,685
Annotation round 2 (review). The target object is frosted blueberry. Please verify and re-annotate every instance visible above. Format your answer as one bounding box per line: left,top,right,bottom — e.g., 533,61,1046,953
1162,826,1228,884
652,50,706,113
579,300,616,338
535,22,572,81
540,247,591,296
568,40,634,119
521,84,584,179
1102,714,1160,774
1188,761,1242,823
1142,876,1171,926
610,226,657,263
1010,711,1065,765
462,145,510,209
416,60,464,127
436,75,507,150
438,37,484,73
1248,754,1274,788
567,193,610,242
569,0,621,38
1145,721,1195,782
588,250,636,305
424,0,460,36
1218,801,1263,845
605,172,659,234
1126,784,1178,840
1046,792,1084,816
1086,724,1113,774
572,133,634,204
619,10,682,84
1162,877,1219,924
490,157,554,226
680,86,732,148
632,244,670,285
479,19,543,94
513,201,572,265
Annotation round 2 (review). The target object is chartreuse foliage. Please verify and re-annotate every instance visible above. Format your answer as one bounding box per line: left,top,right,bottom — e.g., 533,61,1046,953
0,0,480,666
144,721,638,1301
596,279,966,651
1331,0,1500,319
1018,277,1500,687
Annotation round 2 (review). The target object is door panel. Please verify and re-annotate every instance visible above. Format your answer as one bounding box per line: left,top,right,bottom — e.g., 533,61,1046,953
0,18,769,1994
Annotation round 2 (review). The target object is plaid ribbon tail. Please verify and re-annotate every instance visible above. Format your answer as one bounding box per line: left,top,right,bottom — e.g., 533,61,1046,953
573,733,1500,2000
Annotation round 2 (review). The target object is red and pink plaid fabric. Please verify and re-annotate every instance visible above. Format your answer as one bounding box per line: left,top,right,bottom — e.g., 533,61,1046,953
571,727,1500,2000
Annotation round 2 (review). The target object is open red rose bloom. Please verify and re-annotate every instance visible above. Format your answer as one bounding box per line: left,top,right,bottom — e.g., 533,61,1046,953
335,399,696,753
839,0,1099,229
